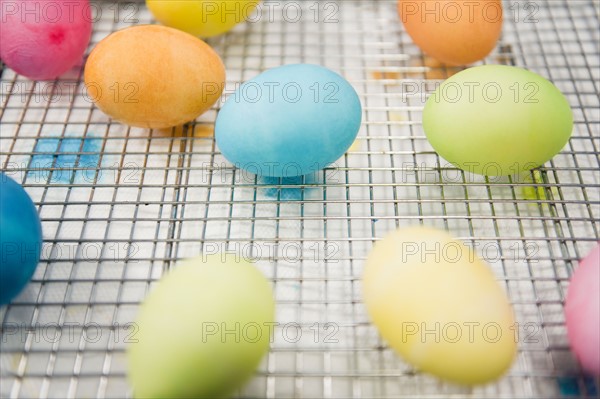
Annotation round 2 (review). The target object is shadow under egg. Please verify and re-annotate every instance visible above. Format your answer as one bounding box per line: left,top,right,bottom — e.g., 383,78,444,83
258,174,322,201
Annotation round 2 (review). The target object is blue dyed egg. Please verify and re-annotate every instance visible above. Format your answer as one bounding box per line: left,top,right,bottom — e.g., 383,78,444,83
215,64,362,177
0,174,43,305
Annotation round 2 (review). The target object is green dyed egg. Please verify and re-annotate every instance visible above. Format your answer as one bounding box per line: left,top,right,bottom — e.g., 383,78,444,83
423,65,573,176
128,254,275,398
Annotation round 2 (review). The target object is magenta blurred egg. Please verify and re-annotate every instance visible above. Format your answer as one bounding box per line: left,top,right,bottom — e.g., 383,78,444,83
0,0,92,80
565,243,600,376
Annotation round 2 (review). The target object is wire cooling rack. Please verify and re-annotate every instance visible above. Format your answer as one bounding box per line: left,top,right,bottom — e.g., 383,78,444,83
1,1,599,398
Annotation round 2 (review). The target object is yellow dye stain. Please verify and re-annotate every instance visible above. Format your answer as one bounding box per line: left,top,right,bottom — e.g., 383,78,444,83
388,112,406,122
521,170,558,201
403,57,463,80
155,124,214,137
347,139,362,153
157,124,185,137
193,125,214,138
372,57,464,83
522,184,548,201
371,71,401,81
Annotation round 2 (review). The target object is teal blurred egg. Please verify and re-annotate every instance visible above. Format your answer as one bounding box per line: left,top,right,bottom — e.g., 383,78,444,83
0,173,42,305
215,64,362,177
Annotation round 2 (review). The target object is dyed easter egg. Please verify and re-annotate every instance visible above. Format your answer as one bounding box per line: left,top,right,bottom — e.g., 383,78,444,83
363,226,517,384
84,25,225,129
0,0,92,80
565,243,600,376
398,0,503,65
147,0,259,37
423,65,573,176
128,254,275,398
215,64,362,177
0,173,43,305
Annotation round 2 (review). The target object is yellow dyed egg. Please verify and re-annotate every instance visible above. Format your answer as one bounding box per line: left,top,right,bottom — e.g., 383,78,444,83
147,0,259,37
363,226,517,385
84,25,225,129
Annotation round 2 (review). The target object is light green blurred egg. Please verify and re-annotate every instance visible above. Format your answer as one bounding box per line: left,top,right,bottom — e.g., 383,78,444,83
423,65,573,176
127,254,274,398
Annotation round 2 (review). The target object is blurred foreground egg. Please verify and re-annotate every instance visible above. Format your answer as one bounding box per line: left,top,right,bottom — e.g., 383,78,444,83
215,64,362,177
423,65,573,176
565,243,600,376
84,25,225,129
147,0,259,37
0,173,43,305
398,0,502,65
128,254,275,398
0,0,92,80
363,226,516,384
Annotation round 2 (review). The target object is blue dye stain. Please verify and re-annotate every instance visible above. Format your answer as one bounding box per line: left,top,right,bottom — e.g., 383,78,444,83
260,174,319,201
558,377,581,397
584,376,598,396
28,137,102,184
557,375,598,397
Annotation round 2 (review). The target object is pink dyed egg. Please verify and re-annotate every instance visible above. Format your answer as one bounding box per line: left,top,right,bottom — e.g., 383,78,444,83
0,0,92,80
565,243,600,376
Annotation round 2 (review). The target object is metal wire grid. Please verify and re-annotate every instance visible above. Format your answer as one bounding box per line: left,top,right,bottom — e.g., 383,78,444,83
0,0,599,398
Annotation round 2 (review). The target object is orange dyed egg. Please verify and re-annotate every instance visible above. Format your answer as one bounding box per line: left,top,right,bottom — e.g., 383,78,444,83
84,25,225,129
398,0,503,66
